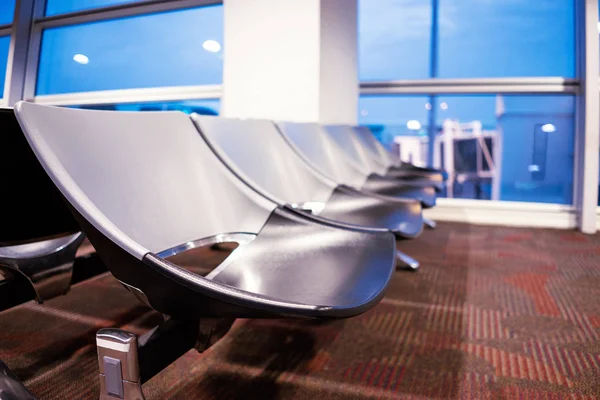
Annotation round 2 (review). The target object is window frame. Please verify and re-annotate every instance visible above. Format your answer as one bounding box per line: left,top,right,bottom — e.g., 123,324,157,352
5,0,221,107
0,0,597,232
354,0,597,232
358,92,578,206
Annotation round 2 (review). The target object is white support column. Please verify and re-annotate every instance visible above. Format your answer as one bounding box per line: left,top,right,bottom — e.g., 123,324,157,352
222,0,358,124
577,0,600,233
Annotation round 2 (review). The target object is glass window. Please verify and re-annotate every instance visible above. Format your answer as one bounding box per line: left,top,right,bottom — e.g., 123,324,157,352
358,0,431,81
359,94,575,205
37,5,223,95
72,99,221,115
45,0,145,16
0,36,10,97
438,0,575,78
0,1,15,25
358,95,430,149
436,95,574,204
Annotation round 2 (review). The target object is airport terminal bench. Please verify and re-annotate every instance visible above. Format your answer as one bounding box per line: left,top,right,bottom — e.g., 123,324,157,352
0,108,108,399
13,102,400,399
324,125,446,191
276,121,437,208
193,115,425,269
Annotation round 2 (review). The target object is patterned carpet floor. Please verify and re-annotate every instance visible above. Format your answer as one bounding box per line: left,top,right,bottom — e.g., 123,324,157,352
1,222,600,399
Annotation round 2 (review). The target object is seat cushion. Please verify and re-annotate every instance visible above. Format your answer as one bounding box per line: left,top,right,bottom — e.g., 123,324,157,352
210,207,396,317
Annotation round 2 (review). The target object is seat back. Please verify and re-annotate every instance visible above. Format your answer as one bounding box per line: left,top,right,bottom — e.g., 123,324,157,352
276,122,370,188
192,116,334,205
0,108,80,245
353,126,396,167
324,125,388,176
14,103,275,257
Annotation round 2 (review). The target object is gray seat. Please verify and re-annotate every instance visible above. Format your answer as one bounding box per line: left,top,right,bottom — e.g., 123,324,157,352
14,101,397,320
0,233,83,303
353,125,448,181
0,107,85,305
192,115,424,240
0,107,86,400
277,121,436,208
324,125,445,191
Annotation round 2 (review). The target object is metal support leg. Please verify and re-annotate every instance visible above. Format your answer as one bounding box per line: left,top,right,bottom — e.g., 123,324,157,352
0,251,107,313
0,233,85,305
423,217,437,229
96,318,234,400
396,250,420,271
97,329,145,400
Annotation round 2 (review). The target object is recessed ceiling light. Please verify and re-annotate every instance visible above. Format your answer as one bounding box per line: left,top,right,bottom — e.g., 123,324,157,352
541,123,556,133
407,120,422,130
202,40,221,53
73,54,89,64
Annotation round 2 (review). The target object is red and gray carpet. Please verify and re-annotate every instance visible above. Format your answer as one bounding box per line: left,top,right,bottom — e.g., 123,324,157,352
1,222,600,399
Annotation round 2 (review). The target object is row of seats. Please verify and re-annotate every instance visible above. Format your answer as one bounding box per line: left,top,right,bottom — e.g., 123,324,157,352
0,103,445,399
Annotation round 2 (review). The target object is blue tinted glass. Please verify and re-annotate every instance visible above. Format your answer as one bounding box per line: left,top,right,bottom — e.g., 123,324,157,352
359,94,574,204
439,1,575,78
435,95,574,204
73,99,220,114
46,0,144,16
359,0,431,80
0,36,10,97
0,1,15,25
37,5,223,95
358,95,430,148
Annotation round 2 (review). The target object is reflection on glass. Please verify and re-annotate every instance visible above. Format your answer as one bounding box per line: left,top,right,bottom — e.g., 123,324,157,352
0,36,10,97
0,1,15,25
438,0,575,77
358,0,431,80
71,99,221,115
45,0,144,16
358,95,429,150
37,5,223,95
358,95,574,205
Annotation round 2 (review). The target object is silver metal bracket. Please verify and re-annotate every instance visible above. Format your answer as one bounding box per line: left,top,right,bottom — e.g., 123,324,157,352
97,329,145,400
0,233,84,303
196,318,235,352
396,250,420,271
423,217,437,229
96,318,235,399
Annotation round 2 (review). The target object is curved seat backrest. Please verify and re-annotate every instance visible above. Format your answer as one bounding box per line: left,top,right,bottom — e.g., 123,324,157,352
0,108,80,245
14,103,275,258
353,126,396,168
351,126,392,164
277,122,370,188
324,125,388,176
192,116,334,205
